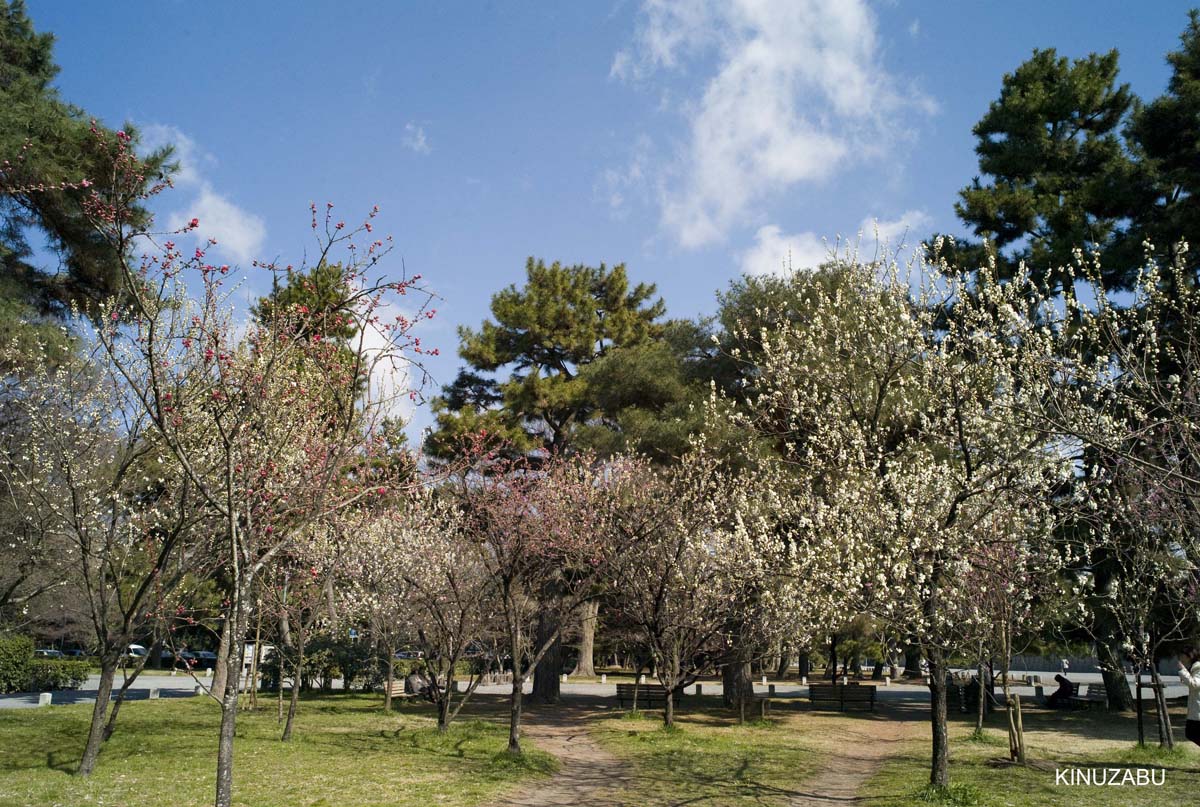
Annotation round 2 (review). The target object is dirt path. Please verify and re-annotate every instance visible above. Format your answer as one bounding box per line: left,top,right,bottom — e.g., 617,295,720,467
490,703,921,807
788,713,921,806
489,706,637,807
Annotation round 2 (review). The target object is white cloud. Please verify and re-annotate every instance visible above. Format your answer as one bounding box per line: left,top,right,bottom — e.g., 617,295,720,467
741,225,833,276
596,134,652,218
861,209,931,253
140,124,208,186
741,209,931,276
615,0,936,249
139,124,266,265
908,19,920,38
355,310,416,424
166,188,266,266
403,123,431,155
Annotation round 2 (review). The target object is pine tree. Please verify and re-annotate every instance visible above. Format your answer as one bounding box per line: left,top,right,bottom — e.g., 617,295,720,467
955,47,1138,291
1,0,170,361
426,257,665,458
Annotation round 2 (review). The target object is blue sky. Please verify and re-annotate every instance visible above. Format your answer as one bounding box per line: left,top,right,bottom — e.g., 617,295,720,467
29,0,1196,437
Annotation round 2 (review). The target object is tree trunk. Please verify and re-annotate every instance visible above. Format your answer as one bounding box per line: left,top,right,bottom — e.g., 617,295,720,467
102,657,149,742
1149,664,1174,749
507,675,524,754
570,600,599,677
927,651,949,789
1097,637,1134,711
281,635,304,742
210,614,234,702
1135,666,1145,746
975,659,987,733
530,612,561,704
215,582,248,807
383,648,395,711
77,657,118,776
903,641,923,678
827,635,839,679
664,686,675,727
438,686,452,733
722,659,753,708
797,652,810,679
247,606,263,710
872,660,885,681
776,644,792,680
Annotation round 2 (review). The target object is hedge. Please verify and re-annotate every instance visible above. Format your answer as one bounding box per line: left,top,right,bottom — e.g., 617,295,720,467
29,659,90,691
0,635,34,693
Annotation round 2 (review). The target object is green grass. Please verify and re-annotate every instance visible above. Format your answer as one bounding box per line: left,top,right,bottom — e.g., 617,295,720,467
0,694,556,807
861,710,1200,807
591,706,822,806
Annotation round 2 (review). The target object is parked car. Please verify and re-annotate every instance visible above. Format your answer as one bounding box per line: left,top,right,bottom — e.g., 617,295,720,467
34,648,64,659
191,650,218,670
394,650,424,660
125,644,148,659
62,649,88,659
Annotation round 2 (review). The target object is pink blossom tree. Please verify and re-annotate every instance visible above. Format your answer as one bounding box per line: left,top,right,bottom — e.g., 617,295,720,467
72,124,435,806
450,438,612,754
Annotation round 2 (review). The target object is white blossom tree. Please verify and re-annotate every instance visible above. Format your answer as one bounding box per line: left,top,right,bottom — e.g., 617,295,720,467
720,255,1073,788
0,336,210,775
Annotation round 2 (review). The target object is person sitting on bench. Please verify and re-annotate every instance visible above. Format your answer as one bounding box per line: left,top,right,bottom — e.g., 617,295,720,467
1045,673,1073,708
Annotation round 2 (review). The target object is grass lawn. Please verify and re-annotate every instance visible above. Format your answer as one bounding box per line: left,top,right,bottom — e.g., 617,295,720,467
860,706,1200,806
0,693,556,807
588,698,824,806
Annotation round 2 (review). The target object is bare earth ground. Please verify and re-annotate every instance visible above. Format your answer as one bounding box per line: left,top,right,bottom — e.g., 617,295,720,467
490,699,925,807
786,708,924,806
490,703,637,807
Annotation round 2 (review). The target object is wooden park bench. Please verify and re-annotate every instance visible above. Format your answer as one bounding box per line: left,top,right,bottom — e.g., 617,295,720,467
381,680,420,701
616,682,674,709
1068,683,1107,710
809,683,876,712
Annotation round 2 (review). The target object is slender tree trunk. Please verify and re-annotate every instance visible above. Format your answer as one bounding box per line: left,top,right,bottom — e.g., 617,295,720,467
438,687,452,733
102,659,148,742
927,650,949,789
247,605,262,710
797,652,810,679
77,657,118,776
664,687,675,727
383,647,395,711
507,675,524,754
1135,666,1145,746
1149,664,1174,749
215,579,249,807
211,615,234,702
975,658,987,733
282,629,305,742
570,600,599,677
